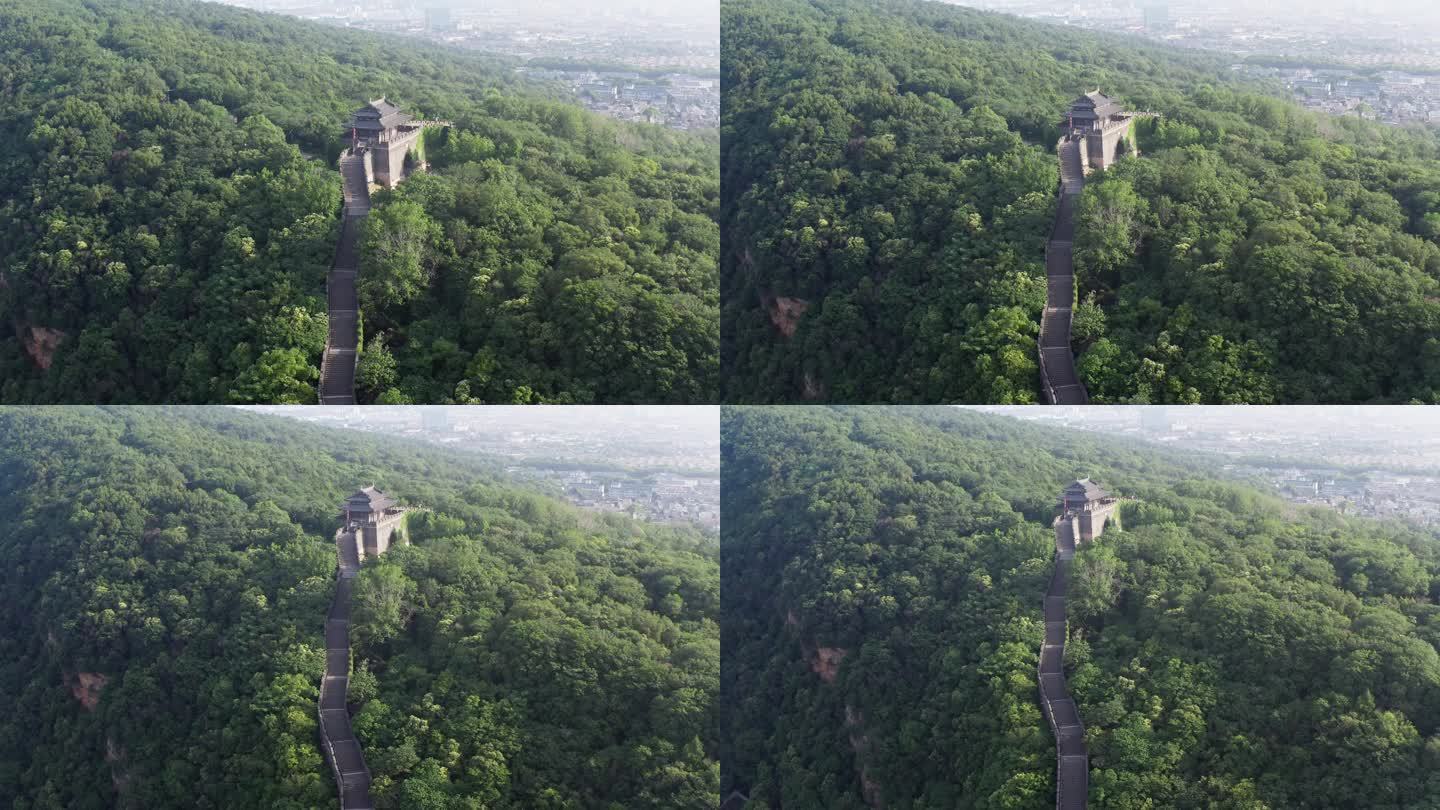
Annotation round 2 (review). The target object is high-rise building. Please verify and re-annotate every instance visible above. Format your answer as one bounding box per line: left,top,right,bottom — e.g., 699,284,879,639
422,407,451,433
1141,407,1171,433
425,6,453,32
1143,3,1171,31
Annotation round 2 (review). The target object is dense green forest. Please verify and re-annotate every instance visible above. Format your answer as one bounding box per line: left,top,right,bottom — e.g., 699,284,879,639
0,406,718,808
0,0,718,404
720,0,1440,404
356,126,718,404
721,406,1440,808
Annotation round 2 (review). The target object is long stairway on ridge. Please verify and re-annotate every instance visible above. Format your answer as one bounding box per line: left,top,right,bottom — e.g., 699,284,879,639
1040,513,1089,810
1040,139,1089,404
320,152,371,405
319,530,374,810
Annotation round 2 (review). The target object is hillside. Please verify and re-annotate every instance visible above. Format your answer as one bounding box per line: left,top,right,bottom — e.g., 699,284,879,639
720,0,1440,404
0,0,719,404
0,406,718,808
720,406,1440,808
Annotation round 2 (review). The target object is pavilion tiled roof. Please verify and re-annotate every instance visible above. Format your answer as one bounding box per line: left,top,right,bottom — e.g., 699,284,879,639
1071,90,1122,120
347,486,396,512
349,98,414,131
1068,478,1111,500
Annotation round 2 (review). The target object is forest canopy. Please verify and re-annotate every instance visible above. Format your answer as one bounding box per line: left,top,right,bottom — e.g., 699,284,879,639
0,406,718,808
720,0,1440,404
0,0,718,404
721,405,1440,808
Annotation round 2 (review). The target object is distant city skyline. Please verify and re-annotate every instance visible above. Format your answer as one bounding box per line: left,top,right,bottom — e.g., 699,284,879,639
941,0,1440,30
941,0,1440,85
243,405,719,464
970,405,1440,525
971,404,1440,435
211,0,720,129
242,405,720,530
215,0,717,23
970,406,1440,462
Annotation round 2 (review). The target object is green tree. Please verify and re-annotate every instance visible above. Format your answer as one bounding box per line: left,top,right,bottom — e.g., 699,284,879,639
356,337,398,403
352,562,418,647
227,348,319,404
359,200,439,314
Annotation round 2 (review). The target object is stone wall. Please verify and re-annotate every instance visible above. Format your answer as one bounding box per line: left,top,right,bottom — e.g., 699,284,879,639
1038,488,1123,806
372,129,423,188
1084,117,1135,172
360,510,407,559
1076,501,1117,542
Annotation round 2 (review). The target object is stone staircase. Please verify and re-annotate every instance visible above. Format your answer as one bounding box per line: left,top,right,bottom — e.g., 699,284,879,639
319,153,371,405
1039,512,1088,810
1038,139,1089,405
1055,516,1078,558
1060,140,1084,194
340,155,370,216
337,529,361,574
319,532,373,809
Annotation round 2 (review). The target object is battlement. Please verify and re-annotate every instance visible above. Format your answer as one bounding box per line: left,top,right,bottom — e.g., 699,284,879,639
345,99,449,189
340,486,410,559
1058,478,1118,543
1061,90,1137,172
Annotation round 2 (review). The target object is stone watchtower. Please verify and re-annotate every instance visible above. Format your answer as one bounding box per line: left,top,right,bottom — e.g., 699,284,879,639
340,486,409,561
1060,478,1119,543
1063,91,1136,172
346,99,425,189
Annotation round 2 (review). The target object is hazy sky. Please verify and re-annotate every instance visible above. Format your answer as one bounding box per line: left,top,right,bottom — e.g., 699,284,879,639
968,405,1440,438
244,405,719,440
415,0,718,22
305,0,715,23
444,0,716,12
944,0,1440,30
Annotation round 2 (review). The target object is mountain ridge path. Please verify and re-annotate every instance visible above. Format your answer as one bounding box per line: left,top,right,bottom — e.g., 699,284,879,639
319,152,370,405
1040,513,1088,809
1039,138,1089,404
318,528,374,809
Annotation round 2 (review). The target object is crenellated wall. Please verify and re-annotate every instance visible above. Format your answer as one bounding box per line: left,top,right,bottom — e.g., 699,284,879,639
1075,500,1117,542
1080,116,1136,172
357,509,408,559
320,119,442,403
319,501,410,805
370,127,423,188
